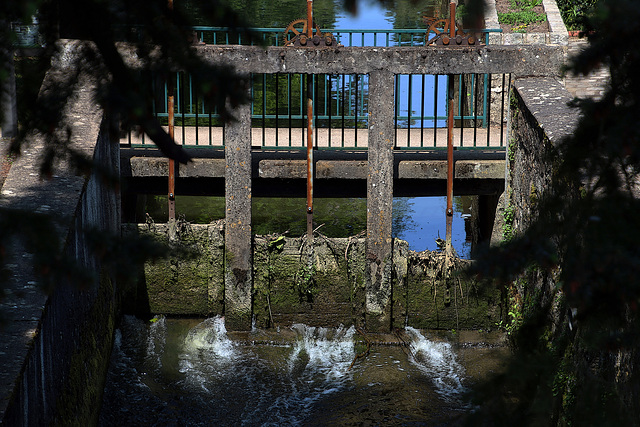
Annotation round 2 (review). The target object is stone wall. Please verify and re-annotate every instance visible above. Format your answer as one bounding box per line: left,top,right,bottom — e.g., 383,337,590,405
126,223,503,331
0,71,121,424
505,75,640,424
508,77,577,233
506,76,578,311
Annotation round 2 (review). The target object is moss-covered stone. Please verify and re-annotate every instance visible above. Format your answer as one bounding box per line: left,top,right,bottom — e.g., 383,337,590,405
405,251,502,330
131,224,502,330
132,223,220,316
207,221,225,315
254,236,365,328
391,239,409,329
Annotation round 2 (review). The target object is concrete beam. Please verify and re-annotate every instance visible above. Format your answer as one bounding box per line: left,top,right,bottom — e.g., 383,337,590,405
129,157,226,177
127,157,505,184
190,45,565,77
366,70,395,331
114,42,565,77
258,159,368,179
316,160,368,179
398,159,505,179
258,159,306,179
224,96,253,331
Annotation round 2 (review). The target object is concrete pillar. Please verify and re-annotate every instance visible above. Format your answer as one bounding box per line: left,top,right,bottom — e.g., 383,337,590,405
365,70,395,331
224,93,252,331
1,50,18,138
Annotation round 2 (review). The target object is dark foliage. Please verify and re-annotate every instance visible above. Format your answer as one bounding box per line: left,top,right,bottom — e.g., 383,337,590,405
466,0,640,424
556,0,599,32
0,0,261,317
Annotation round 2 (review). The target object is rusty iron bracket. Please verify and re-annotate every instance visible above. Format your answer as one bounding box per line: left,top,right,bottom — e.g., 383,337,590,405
283,0,339,47
424,1,482,46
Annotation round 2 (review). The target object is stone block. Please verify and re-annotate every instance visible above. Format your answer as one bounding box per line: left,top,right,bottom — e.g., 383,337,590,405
503,33,524,45
525,33,547,44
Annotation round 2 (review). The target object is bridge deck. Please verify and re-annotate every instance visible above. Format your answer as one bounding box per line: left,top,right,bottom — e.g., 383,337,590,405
121,125,506,150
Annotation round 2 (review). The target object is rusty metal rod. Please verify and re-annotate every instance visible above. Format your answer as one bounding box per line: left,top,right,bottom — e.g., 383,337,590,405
306,73,314,241
449,1,456,39
168,94,176,222
307,0,313,38
168,0,176,222
445,73,455,260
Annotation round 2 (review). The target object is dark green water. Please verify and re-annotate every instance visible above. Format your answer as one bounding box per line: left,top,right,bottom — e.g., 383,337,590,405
139,194,472,257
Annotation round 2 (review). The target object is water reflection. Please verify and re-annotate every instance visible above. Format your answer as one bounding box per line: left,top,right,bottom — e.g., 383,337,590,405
138,195,474,257
394,196,472,258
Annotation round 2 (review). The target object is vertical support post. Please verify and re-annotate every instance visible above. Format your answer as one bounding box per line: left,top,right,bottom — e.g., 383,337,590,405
224,82,252,331
306,74,314,241
445,74,455,262
366,70,395,332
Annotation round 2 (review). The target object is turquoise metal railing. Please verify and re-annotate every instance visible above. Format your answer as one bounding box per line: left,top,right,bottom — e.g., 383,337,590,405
190,26,500,47
123,28,506,150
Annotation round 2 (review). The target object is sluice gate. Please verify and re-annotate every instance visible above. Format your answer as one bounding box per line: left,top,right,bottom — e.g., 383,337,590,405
119,38,565,330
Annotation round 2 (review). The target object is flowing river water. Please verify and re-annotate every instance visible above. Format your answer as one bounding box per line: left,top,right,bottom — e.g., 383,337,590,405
99,316,508,425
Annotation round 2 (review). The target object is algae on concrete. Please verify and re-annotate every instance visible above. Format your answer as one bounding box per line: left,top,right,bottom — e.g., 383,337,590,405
129,224,503,330
253,236,366,329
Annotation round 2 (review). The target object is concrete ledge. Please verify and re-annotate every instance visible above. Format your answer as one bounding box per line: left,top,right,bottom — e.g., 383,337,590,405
456,159,506,179
131,157,506,180
259,159,306,179
317,160,368,179
258,159,368,180
130,157,226,177
513,77,578,144
398,159,505,179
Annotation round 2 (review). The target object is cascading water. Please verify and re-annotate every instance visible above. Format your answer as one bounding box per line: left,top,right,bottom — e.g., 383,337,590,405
99,316,484,425
404,326,467,401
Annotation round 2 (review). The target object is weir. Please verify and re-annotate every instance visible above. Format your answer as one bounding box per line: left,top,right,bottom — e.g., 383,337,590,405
119,41,564,330
122,222,502,330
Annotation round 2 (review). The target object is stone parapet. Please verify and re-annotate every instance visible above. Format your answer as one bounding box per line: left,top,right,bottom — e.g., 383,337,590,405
0,69,121,424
